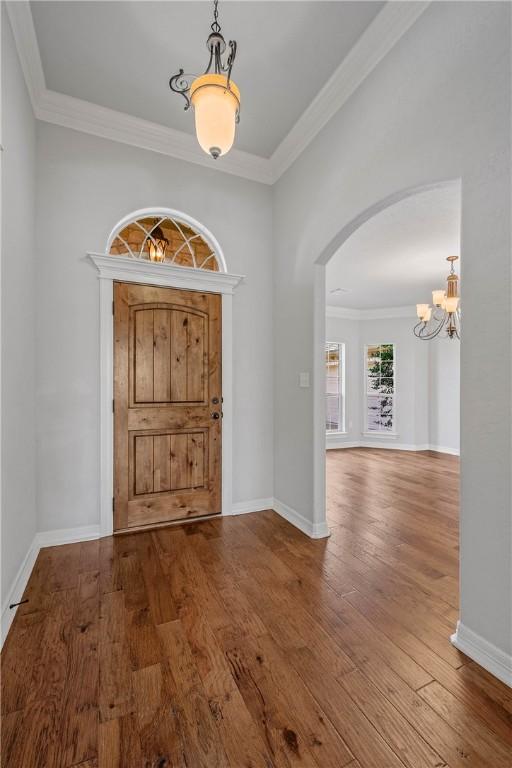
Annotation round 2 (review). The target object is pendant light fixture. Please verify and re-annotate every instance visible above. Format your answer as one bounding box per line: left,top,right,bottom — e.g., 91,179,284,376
414,256,461,340
169,0,240,160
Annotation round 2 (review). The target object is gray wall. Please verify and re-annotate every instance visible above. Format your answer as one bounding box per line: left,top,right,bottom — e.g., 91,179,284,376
274,2,511,656
429,336,460,454
34,123,274,532
1,11,37,607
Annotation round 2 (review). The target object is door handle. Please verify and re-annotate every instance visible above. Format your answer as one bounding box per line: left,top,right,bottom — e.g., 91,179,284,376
211,412,220,420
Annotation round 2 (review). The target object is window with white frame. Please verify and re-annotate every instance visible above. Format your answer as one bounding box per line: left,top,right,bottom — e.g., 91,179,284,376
325,342,345,432
365,344,395,433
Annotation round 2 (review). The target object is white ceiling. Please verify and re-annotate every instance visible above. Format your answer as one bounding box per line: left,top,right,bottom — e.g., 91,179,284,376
30,1,384,158
326,184,462,310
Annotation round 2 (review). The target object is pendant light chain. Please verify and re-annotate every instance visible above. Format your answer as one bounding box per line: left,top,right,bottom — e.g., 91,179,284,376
212,0,221,33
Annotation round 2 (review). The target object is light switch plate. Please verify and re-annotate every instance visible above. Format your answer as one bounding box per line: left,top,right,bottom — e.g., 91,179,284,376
299,372,310,388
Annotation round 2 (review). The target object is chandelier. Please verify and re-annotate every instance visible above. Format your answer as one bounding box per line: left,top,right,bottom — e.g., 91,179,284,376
169,0,240,160
414,256,461,340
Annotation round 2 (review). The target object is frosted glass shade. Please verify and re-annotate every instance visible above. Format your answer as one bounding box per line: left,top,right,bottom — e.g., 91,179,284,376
417,303,429,320
190,74,240,159
423,307,432,321
445,296,459,313
432,289,446,307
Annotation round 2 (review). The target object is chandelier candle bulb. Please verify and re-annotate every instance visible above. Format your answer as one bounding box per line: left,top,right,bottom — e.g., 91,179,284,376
432,289,446,307
445,296,459,313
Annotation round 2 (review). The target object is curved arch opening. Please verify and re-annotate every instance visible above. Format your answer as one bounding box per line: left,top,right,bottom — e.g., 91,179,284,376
106,207,228,273
313,177,462,535
316,179,461,267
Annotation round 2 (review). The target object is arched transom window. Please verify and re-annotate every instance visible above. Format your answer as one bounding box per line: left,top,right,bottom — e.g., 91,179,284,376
109,213,221,272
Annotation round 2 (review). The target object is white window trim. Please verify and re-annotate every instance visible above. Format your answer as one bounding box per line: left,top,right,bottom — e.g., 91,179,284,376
325,341,346,434
87,252,244,536
363,343,398,437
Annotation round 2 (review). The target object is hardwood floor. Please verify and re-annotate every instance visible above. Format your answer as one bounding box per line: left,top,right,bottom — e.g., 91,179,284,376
2,448,511,767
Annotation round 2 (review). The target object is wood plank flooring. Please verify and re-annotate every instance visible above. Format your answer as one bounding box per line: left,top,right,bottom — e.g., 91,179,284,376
2,448,511,767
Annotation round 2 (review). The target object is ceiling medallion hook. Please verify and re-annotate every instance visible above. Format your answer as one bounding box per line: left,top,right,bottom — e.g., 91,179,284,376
169,0,240,159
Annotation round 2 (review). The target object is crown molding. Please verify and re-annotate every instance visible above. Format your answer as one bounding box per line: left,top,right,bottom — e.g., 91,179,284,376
5,0,45,110
270,1,430,181
36,88,274,184
327,305,417,320
326,306,361,320
7,1,430,186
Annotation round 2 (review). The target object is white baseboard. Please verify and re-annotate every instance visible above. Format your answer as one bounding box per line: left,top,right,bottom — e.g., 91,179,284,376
326,439,360,450
229,497,274,515
273,497,330,539
327,440,459,455
1,536,40,645
429,444,460,456
231,497,330,539
35,524,101,548
360,441,425,451
1,524,101,646
451,620,512,688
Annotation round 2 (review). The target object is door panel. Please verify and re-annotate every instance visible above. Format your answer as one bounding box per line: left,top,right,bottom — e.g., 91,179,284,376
132,430,207,495
114,282,221,531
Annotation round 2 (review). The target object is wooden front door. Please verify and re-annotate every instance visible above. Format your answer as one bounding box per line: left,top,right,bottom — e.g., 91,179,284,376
113,282,221,532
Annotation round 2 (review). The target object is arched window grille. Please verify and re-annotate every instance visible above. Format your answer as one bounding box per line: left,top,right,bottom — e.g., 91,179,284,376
109,214,221,272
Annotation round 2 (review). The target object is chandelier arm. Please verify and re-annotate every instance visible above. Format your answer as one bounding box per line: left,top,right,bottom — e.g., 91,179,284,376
413,321,425,338
423,319,448,339
414,314,448,340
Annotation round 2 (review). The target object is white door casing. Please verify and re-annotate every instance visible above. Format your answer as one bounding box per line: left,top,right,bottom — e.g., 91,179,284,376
88,208,244,536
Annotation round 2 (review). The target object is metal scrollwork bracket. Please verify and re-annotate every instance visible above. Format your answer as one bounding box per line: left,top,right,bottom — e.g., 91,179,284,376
169,69,195,111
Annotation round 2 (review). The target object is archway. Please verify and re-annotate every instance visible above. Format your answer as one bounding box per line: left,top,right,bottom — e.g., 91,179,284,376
312,178,461,533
